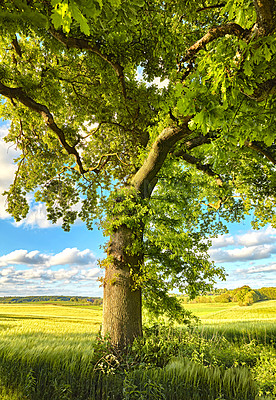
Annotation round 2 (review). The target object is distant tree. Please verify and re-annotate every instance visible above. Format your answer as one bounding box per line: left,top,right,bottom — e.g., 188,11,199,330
215,293,232,303
0,0,275,347
258,287,276,300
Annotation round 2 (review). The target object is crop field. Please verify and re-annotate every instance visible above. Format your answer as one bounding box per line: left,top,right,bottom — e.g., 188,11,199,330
183,300,276,322
0,300,275,399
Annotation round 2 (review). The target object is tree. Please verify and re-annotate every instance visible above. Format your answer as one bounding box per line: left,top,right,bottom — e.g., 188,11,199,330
0,0,275,347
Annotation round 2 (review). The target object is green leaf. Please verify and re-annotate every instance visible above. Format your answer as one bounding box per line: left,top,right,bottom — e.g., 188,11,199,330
243,60,253,76
108,0,121,7
51,10,63,29
263,44,271,62
71,2,90,34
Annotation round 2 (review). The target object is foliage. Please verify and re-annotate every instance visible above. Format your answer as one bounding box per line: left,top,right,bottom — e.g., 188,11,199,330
181,286,276,306
252,349,276,398
0,0,275,337
0,295,103,304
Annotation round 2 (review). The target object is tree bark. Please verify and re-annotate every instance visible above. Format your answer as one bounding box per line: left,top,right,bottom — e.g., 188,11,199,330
102,224,143,348
102,123,192,347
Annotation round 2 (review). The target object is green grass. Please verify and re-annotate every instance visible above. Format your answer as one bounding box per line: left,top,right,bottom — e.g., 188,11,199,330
182,300,276,322
0,300,275,399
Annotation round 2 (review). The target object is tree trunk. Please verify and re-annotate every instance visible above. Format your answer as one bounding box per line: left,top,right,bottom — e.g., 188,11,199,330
102,224,143,348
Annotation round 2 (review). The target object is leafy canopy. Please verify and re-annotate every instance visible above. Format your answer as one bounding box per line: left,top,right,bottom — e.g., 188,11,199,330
0,0,275,315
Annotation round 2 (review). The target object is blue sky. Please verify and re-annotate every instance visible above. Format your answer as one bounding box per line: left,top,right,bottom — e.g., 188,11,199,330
0,121,275,297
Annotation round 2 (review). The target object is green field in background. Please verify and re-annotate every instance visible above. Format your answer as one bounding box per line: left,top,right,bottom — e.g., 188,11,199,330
183,300,276,322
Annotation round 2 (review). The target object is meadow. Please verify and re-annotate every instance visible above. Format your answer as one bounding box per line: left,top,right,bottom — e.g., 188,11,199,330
0,300,275,399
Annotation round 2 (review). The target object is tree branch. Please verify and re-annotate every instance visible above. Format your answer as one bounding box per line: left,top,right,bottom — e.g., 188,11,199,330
131,117,192,196
180,23,245,66
173,150,223,186
0,81,87,174
244,78,276,101
244,141,276,164
11,36,22,57
197,3,226,12
184,134,213,150
253,0,276,35
49,29,127,98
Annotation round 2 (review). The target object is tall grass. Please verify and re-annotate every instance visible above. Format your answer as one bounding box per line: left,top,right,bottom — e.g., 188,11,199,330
0,302,275,399
194,320,276,346
124,358,259,400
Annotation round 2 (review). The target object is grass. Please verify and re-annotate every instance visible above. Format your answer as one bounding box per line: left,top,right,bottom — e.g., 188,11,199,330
0,300,275,399
0,303,102,334
0,304,104,399
182,300,276,322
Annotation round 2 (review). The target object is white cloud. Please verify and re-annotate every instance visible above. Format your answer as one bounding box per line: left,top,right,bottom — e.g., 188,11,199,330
0,247,96,268
49,248,96,266
0,247,103,295
0,264,103,296
237,227,276,247
237,263,276,275
209,225,276,264
211,234,235,249
135,67,169,89
0,249,49,267
209,244,276,263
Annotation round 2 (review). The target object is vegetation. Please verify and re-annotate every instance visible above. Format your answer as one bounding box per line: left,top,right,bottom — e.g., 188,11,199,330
0,301,275,399
181,286,276,306
0,0,275,346
0,296,103,305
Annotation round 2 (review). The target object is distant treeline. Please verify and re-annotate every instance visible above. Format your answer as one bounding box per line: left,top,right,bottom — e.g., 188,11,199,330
0,295,103,305
181,286,276,306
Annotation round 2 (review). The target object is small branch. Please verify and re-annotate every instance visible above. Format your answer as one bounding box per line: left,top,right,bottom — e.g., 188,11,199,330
81,123,102,140
49,29,127,98
244,141,276,164
88,153,129,174
11,156,26,191
174,150,223,186
184,134,213,150
244,78,276,101
197,3,226,12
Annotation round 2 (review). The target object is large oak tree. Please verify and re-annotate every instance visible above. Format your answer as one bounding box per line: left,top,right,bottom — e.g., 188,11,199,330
0,0,275,347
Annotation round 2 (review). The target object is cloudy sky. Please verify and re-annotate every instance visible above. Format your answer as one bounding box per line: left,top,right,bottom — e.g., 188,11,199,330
0,121,275,297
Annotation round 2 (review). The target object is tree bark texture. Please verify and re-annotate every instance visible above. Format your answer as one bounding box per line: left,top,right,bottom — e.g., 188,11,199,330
102,224,143,348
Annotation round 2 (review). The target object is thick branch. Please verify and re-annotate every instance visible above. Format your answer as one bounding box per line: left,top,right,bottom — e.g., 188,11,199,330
131,117,192,195
244,141,276,164
185,134,213,150
253,0,276,35
180,23,245,65
11,37,22,57
174,150,223,186
0,82,87,174
49,29,127,98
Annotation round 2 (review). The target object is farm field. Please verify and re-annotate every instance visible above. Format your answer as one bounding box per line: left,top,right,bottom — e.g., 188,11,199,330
0,301,275,399
183,300,276,322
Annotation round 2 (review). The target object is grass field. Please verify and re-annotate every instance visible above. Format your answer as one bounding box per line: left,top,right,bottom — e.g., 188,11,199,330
0,300,275,399
183,300,276,322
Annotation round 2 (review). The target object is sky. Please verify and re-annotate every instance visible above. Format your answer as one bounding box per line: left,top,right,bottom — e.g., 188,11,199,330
0,120,275,298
